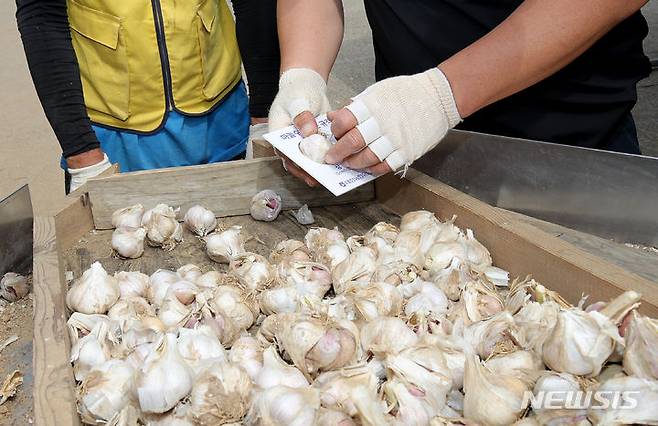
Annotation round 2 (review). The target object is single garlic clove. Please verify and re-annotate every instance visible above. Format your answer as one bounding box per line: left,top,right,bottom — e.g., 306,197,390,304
111,204,144,229
67,262,120,314
250,190,283,222
136,333,194,414
189,361,252,424
204,226,245,264
299,133,333,163
0,272,30,302
112,226,147,259
77,359,136,424
183,205,217,237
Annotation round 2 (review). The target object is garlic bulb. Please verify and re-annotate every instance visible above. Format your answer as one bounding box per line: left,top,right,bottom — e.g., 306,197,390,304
107,296,154,324
230,253,275,292
460,280,504,323
210,285,259,330
426,241,468,276
360,317,418,358
0,272,29,302
67,262,120,314
143,204,183,249
384,378,435,425
405,281,450,318
158,283,198,330
259,286,303,315
246,385,320,426
70,321,113,381
277,317,358,379
364,221,399,246
204,226,245,264
229,335,264,381
147,269,179,306
183,205,217,236
543,308,621,377
256,346,309,389
277,260,332,297
587,376,658,425
195,270,225,291
461,229,492,270
304,227,350,269
176,264,203,283
121,316,165,350
513,301,560,355
197,298,241,347
352,282,403,321
332,246,377,294
67,312,119,347
463,351,530,426
462,311,518,359
386,345,454,417
313,366,388,425
177,325,227,373
270,240,311,264
622,310,658,379
294,204,315,225
373,262,419,287
190,362,252,424
111,204,144,229
485,350,543,378
115,271,149,299
78,359,135,424
299,133,332,163
250,190,282,222
316,408,355,426
112,226,147,259
136,333,193,413
532,371,582,415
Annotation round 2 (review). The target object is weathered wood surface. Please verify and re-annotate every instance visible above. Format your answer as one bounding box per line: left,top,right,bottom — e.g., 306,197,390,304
86,158,374,230
63,203,398,281
377,171,658,317
504,209,658,284
32,216,80,426
252,138,276,159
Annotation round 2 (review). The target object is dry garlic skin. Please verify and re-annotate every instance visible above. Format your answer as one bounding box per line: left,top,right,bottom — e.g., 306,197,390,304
111,204,144,229
623,311,658,379
299,134,332,163
112,226,147,259
78,359,136,424
190,362,253,424
0,272,29,302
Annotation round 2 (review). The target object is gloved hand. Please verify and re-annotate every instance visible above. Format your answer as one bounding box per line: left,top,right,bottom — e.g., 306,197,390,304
68,153,112,192
326,67,462,175
268,68,331,134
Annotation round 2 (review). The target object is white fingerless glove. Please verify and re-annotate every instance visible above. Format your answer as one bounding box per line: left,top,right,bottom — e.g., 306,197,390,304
68,154,112,192
346,67,462,171
268,68,331,132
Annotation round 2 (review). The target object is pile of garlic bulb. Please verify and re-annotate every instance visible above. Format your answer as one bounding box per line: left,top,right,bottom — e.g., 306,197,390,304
67,210,658,426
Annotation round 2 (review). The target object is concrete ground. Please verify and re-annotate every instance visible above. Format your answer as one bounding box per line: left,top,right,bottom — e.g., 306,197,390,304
0,0,657,214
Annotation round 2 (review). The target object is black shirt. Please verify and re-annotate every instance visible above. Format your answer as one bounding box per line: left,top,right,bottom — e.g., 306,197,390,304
363,0,651,150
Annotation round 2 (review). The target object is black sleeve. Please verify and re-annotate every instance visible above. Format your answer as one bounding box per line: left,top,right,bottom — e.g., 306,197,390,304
232,0,281,119
16,0,100,159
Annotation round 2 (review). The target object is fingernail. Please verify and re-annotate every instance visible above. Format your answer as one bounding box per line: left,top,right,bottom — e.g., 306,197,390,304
325,154,337,164
301,123,315,137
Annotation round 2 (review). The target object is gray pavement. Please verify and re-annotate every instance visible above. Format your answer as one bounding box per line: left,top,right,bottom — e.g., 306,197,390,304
0,0,656,215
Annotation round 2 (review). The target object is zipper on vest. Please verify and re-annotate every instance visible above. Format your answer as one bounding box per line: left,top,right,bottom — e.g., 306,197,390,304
151,0,174,110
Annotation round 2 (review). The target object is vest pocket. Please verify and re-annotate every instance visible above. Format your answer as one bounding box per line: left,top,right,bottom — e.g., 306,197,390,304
197,0,227,100
68,0,131,121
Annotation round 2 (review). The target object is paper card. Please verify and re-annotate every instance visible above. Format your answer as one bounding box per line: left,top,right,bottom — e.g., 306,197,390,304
263,116,376,196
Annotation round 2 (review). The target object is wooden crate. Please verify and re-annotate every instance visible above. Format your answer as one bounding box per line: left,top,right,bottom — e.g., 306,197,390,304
32,157,658,426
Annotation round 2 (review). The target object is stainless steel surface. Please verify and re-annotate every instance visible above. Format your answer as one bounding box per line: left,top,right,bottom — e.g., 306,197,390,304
414,130,658,246
0,185,33,275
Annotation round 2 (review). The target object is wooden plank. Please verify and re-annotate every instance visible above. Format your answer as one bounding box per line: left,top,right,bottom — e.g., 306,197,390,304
86,158,374,229
252,138,276,159
54,194,95,252
32,216,79,426
376,171,658,317
503,209,658,284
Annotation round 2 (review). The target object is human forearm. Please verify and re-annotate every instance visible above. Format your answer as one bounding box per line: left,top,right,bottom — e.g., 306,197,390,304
16,0,101,161
440,0,648,118
277,0,344,79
